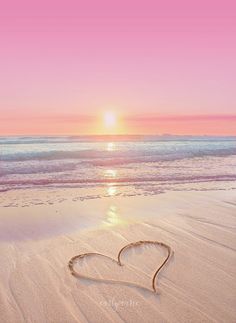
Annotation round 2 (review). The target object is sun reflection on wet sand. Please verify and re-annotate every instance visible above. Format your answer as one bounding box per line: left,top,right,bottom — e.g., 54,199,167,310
102,161,128,227
102,205,128,227
104,168,118,196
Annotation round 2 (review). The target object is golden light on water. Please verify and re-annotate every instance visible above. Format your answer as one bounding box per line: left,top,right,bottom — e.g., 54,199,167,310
107,142,115,151
107,185,117,196
104,169,117,178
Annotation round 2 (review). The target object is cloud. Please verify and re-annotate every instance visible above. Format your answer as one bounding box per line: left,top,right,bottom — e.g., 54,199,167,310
1,113,236,123
125,114,236,123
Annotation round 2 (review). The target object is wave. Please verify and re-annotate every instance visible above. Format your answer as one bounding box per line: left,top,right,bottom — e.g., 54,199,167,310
1,138,235,193
1,147,235,164
1,174,236,187
0,162,77,176
1,135,236,145
0,136,72,145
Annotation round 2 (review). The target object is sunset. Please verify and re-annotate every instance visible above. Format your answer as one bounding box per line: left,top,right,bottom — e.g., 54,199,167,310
0,1,236,323
0,1,236,136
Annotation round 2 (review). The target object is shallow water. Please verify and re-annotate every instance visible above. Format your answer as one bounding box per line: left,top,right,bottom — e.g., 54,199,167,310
0,135,235,194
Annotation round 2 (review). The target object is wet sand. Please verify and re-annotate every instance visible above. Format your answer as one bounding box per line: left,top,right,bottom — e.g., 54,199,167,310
0,189,236,322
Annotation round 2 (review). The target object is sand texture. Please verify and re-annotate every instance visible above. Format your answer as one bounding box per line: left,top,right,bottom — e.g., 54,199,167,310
0,190,236,323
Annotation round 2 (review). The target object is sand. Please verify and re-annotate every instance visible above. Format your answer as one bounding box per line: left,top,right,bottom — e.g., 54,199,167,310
0,189,236,323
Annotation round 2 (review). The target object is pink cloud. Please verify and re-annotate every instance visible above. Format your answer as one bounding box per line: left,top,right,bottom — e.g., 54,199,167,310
0,113,235,135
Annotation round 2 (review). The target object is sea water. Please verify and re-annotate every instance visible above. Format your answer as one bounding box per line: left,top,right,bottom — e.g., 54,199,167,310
0,135,235,195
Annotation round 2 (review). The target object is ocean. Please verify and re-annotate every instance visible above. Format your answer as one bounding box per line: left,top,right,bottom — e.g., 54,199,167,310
0,136,236,195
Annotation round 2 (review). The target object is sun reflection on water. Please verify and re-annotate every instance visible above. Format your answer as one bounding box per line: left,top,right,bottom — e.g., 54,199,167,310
104,169,117,179
107,142,115,151
107,185,117,196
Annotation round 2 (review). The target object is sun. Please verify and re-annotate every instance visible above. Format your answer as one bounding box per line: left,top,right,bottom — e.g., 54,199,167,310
104,111,116,128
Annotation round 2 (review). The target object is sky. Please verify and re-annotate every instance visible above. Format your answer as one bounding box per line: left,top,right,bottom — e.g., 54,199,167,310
0,0,235,135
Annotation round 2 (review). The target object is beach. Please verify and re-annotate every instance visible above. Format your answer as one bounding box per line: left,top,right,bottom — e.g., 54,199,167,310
1,0,236,321
0,188,236,323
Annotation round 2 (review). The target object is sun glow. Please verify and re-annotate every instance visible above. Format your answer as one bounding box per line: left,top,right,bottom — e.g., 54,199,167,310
98,110,124,135
104,112,116,128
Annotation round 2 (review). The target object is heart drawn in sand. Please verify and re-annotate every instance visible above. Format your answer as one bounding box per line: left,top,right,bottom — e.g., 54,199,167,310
68,240,173,293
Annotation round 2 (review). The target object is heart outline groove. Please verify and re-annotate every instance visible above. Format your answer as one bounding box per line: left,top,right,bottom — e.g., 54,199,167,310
68,240,173,293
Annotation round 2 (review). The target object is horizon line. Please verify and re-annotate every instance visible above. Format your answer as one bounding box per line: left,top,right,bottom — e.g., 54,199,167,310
1,133,236,138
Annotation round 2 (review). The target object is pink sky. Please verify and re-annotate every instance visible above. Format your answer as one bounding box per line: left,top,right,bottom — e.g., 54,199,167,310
0,0,235,135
